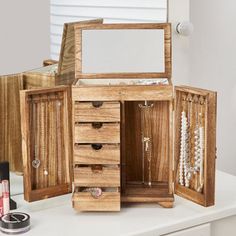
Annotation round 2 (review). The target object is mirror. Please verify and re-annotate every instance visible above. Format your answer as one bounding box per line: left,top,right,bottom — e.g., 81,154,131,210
82,29,165,74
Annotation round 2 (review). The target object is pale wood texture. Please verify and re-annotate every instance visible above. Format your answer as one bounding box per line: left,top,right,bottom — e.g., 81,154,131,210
58,19,103,84
174,86,217,207
0,74,23,172
74,102,120,122
23,64,58,89
43,59,58,67
124,101,170,183
20,86,73,202
74,23,171,79
121,183,174,204
73,191,120,211
74,166,120,187
74,144,120,165
74,123,120,143
23,73,56,89
72,85,173,101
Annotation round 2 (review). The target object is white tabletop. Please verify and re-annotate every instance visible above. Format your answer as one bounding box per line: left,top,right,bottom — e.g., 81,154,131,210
10,170,236,236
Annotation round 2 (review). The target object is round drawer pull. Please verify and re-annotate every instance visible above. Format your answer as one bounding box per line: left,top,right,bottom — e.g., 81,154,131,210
92,101,103,108
90,188,102,199
92,122,103,129
91,144,103,150
91,165,103,174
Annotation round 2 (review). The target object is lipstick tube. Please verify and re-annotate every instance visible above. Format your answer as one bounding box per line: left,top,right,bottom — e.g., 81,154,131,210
2,180,10,215
0,182,3,217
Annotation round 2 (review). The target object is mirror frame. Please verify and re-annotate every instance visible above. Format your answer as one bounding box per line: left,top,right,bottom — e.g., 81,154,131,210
74,23,172,80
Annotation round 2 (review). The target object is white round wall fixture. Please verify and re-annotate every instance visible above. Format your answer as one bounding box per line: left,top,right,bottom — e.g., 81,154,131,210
176,21,194,36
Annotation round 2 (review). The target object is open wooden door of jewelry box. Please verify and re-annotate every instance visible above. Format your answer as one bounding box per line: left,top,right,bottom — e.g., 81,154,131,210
20,86,72,202
174,86,217,206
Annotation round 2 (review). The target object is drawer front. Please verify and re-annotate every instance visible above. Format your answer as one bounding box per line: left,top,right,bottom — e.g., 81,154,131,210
74,144,120,165
74,167,120,187
73,191,120,211
74,123,120,143
74,102,120,122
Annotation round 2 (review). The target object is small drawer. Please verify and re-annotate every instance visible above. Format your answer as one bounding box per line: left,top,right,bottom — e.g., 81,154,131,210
72,187,120,211
74,166,120,187
74,144,120,165
74,123,120,143
74,101,120,122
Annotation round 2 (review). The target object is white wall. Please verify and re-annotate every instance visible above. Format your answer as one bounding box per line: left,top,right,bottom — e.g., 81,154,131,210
0,0,50,75
169,0,190,85
190,0,236,175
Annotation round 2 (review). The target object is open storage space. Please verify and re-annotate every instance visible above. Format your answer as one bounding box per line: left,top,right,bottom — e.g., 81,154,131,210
121,101,173,206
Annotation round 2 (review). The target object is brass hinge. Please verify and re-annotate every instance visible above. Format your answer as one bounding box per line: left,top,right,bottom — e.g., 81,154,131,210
215,147,217,159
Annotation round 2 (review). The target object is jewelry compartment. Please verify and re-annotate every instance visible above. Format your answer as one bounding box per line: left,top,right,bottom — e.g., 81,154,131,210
74,165,120,187
121,101,173,205
74,101,120,122
20,86,72,202
74,144,120,165
74,123,120,143
72,187,120,211
174,86,217,206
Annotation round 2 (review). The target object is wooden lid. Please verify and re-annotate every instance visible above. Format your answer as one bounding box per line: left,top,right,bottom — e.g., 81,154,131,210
74,23,171,80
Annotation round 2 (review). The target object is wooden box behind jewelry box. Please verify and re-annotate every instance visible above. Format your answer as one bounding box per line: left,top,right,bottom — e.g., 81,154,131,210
19,20,217,209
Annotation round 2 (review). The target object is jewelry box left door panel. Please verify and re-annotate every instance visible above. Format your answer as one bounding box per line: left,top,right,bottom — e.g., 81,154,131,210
174,86,217,207
20,86,72,202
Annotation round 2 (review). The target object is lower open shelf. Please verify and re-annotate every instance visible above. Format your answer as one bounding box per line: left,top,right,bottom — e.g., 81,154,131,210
121,181,174,208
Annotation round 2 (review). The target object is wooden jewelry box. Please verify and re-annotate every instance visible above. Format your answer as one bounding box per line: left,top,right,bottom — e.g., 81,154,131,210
70,22,217,211
19,20,217,211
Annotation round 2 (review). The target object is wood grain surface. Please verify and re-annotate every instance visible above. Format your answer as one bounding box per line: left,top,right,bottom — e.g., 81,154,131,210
72,85,173,101
74,144,120,165
124,101,170,183
174,86,217,206
73,191,120,211
0,74,23,172
74,123,120,143
74,101,120,122
58,19,103,84
74,166,120,187
20,86,73,202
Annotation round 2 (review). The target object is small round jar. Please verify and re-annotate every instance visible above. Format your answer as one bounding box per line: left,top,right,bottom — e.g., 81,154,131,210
0,212,30,234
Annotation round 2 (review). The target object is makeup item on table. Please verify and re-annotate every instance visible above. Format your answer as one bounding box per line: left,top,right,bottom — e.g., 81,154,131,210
0,212,30,234
0,162,17,210
0,182,3,217
2,180,10,215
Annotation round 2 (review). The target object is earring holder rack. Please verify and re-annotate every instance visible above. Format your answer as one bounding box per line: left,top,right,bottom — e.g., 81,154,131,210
20,86,72,202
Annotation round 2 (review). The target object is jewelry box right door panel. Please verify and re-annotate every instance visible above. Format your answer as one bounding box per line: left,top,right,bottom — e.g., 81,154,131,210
174,86,217,206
